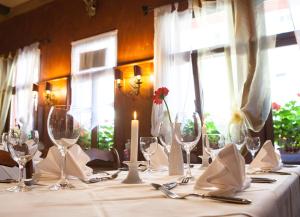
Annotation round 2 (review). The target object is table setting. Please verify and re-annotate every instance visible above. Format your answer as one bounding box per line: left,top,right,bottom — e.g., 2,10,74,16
0,98,300,217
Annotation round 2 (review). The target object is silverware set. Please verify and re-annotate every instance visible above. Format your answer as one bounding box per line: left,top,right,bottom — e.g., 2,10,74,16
151,183,252,205
83,170,121,184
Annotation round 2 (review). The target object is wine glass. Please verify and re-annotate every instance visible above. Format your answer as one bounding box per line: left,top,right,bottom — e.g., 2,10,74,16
228,122,248,151
175,112,201,179
3,129,39,192
47,105,81,190
245,136,260,160
203,134,225,160
158,121,172,155
140,137,158,172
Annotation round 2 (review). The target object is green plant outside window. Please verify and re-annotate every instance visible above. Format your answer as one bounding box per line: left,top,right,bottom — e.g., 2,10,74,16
272,100,300,151
78,123,114,150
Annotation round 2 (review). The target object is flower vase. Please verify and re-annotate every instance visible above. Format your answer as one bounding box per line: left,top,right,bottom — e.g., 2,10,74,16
168,123,184,176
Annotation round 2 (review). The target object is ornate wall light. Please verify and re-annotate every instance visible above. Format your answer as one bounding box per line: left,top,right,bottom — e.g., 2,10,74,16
83,0,97,17
114,68,123,89
129,65,142,96
45,82,54,105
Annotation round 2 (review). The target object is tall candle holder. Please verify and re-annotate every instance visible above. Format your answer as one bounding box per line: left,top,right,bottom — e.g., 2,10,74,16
122,161,144,184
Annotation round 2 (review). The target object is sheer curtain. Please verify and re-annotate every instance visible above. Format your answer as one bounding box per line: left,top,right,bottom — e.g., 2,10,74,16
10,43,40,133
0,55,17,135
196,0,276,133
71,31,117,130
151,2,196,136
288,0,300,47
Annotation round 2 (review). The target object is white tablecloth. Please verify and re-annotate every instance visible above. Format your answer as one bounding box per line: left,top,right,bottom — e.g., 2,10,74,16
0,166,299,217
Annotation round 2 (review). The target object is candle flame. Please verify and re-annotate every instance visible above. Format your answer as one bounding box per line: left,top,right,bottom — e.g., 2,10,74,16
133,111,137,120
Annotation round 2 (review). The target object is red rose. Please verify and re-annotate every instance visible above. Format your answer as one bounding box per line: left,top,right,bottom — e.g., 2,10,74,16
153,87,169,105
153,87,172,124
272,102,281,111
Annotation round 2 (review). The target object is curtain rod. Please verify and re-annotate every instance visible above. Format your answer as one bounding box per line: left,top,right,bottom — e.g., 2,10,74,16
142,0,215,15
142,0,189,15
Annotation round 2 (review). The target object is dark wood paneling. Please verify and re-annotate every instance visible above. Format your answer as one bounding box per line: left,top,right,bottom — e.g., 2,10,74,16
0,0,174,160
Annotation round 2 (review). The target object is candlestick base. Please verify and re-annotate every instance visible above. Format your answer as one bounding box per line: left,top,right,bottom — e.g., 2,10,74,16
122,161,143,184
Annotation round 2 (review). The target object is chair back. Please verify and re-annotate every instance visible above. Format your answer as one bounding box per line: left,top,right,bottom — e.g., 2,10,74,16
85,148,120,171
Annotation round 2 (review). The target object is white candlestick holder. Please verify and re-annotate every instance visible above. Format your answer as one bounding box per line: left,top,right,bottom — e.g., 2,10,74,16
122,161,143,184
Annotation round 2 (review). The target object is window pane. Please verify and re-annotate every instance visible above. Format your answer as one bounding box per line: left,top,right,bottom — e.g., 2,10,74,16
200,53,231,132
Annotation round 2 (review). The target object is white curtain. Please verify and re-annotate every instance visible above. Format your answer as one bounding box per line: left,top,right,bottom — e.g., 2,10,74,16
10,43,40,133
288,0,300,47
0,55,17,135
197,0,276,133
71,31,117,130
151,1,196,136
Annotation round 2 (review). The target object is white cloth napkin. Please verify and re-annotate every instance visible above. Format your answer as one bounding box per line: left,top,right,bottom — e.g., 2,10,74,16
150,143,168,170
249,140,282,171
35,144,93,180
194,143,250,196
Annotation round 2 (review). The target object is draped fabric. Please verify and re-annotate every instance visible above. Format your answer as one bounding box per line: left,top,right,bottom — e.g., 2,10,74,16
71,31,117,130
230,0,276,132
10,43,40,133
288,0,300,47
152,0,276,135
151,1,196,136
198,0,276,133
0,55,17,135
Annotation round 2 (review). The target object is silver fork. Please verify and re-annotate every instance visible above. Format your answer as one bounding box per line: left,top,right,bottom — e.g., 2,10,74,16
151,183,251,205
84,170,121,184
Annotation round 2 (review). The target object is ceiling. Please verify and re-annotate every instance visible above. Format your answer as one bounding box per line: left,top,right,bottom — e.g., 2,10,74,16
0,0,54,22
0,0,31,8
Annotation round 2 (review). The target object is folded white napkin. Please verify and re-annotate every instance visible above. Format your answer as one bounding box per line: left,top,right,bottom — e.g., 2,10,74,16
249,140,282,171
35,144,93,180
150,143,168,170
194,144,250,196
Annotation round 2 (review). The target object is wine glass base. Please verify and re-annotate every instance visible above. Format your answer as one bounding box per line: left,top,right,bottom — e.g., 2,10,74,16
7,185,32,192
49,181,75,191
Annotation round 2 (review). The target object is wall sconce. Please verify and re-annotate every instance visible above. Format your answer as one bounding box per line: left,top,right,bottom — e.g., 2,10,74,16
45,82,54,105
130,65,142,96
83,0,97,17
114,68,123,89
32,83,39,111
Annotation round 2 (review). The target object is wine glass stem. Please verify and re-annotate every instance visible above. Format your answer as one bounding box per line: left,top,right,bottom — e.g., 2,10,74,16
146,154,151,172
186,150,192,178
60,152,67,183
18,165,25,188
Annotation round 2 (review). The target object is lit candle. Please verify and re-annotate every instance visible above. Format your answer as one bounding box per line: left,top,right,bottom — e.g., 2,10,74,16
130,111,139,162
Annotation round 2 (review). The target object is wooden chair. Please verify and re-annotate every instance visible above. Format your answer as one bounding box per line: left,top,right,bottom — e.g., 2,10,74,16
0,150,33,178
85,148,121,172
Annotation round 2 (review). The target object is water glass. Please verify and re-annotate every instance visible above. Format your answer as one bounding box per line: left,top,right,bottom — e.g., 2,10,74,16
228,123,248,151
175,112,201,179
245,136,260,160
203,134,225,160
3,129,39,192
140,137,158,172
47,105,81,190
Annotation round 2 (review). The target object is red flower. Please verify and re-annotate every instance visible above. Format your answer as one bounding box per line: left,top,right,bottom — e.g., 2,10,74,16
272,102,281,111
152,87,169,105
297,93,300,97
153,87,172,124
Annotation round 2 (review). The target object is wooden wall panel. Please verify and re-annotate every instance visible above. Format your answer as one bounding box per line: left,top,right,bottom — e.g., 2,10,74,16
0,0,173,160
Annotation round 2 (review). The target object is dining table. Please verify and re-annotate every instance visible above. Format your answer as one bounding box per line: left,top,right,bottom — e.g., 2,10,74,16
0,165,299,217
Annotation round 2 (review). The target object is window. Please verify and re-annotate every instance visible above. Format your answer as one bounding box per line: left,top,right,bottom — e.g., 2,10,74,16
263,0,300,152
71,30,117,150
